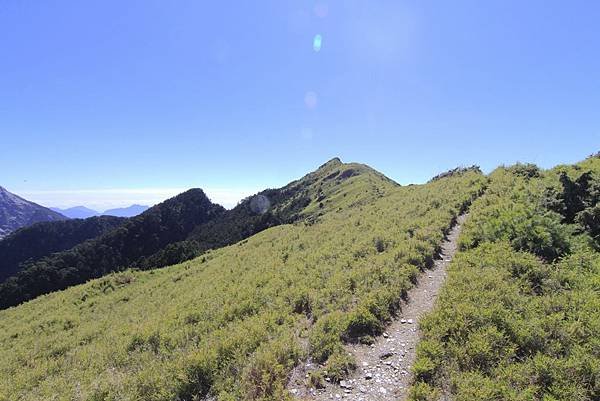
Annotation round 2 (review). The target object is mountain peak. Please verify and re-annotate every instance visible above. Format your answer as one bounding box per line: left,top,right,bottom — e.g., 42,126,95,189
318,157,343,170
0,187,67,239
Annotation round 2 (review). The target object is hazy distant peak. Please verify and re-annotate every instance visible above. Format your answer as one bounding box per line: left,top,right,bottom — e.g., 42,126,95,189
51,206,99,219
102,204,149,218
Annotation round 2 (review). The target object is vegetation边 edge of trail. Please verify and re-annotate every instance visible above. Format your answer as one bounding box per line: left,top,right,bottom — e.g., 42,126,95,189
289,212,470,400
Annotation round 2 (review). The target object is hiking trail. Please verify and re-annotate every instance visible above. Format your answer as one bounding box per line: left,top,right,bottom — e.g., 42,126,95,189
289,213,468,400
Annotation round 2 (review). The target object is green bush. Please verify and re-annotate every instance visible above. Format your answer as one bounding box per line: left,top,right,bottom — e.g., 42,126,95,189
410,157,600,401
323,349,356,383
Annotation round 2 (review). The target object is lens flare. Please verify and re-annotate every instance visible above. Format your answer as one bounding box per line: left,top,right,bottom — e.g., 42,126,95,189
250,194,270,214
313,34,322,52
304,91,318,109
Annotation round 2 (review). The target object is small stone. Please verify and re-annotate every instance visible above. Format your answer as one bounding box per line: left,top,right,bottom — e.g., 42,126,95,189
379,387,387,394
365,372,373,380
400,319,407,323
380,351,394,359
407,319,414,324
383,332,389,338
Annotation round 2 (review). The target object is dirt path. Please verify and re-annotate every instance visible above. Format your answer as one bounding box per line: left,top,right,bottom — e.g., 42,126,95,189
289,213,467,401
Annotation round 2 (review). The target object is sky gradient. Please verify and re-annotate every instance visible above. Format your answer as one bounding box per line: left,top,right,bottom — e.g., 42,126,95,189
1,1,599,209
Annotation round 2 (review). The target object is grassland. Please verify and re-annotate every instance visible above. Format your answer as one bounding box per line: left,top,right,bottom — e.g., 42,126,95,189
0,163,485,401
410,156,600,400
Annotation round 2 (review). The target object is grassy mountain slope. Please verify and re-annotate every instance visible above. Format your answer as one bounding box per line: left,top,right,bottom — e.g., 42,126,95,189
0,158,391,309
410,156,600,401
0,216,126,283
0,190,225,309
0,163,485,401
135,158,395,269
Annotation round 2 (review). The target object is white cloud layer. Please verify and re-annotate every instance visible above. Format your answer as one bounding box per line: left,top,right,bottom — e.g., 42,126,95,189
16,187,261,211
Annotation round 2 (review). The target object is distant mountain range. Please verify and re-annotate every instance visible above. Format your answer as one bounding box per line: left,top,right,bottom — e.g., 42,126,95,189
50,206,98,219
102,204,149,217
0,186,67,239
51,204,149,218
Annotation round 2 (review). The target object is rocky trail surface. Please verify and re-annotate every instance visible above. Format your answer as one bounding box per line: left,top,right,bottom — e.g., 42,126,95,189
289,213,468,401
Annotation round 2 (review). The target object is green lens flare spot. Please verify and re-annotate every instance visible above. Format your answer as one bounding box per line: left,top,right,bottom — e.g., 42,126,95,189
313,34,322,52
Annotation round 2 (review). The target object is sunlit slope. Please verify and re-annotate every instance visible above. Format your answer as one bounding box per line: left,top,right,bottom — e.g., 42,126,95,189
0,158,388,308
0,166,486,401
136,158,399,269
410,156,600,400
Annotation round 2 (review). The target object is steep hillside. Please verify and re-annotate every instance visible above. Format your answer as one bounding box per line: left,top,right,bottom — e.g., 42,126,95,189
136,158,395,269
0,189,225,309
0,216,126,283
410,155,600,400
0,164,486,401
0,158,393,308
0,186,66,239
0,158,396,308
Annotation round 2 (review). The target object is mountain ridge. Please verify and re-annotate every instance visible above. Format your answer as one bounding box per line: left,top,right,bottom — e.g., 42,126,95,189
0,158,396,308
51,204,150,218
0,186,67,239
51,206,100,219
0,159,487,400
102,204,149,217
0,215,126,283
0,188,225,308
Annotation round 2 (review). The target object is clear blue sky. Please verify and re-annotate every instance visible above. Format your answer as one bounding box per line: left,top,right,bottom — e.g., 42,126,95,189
1,1,599,208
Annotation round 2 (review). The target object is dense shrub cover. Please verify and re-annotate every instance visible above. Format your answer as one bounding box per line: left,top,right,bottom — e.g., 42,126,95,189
410,156,600,401
0,216,125,283
0,165,485,400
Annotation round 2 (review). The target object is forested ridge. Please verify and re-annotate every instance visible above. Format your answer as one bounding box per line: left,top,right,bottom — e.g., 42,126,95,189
0,189,225,309
0,215,125,283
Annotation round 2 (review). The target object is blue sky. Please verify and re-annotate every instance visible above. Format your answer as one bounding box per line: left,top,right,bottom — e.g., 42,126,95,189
1,1,599,209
